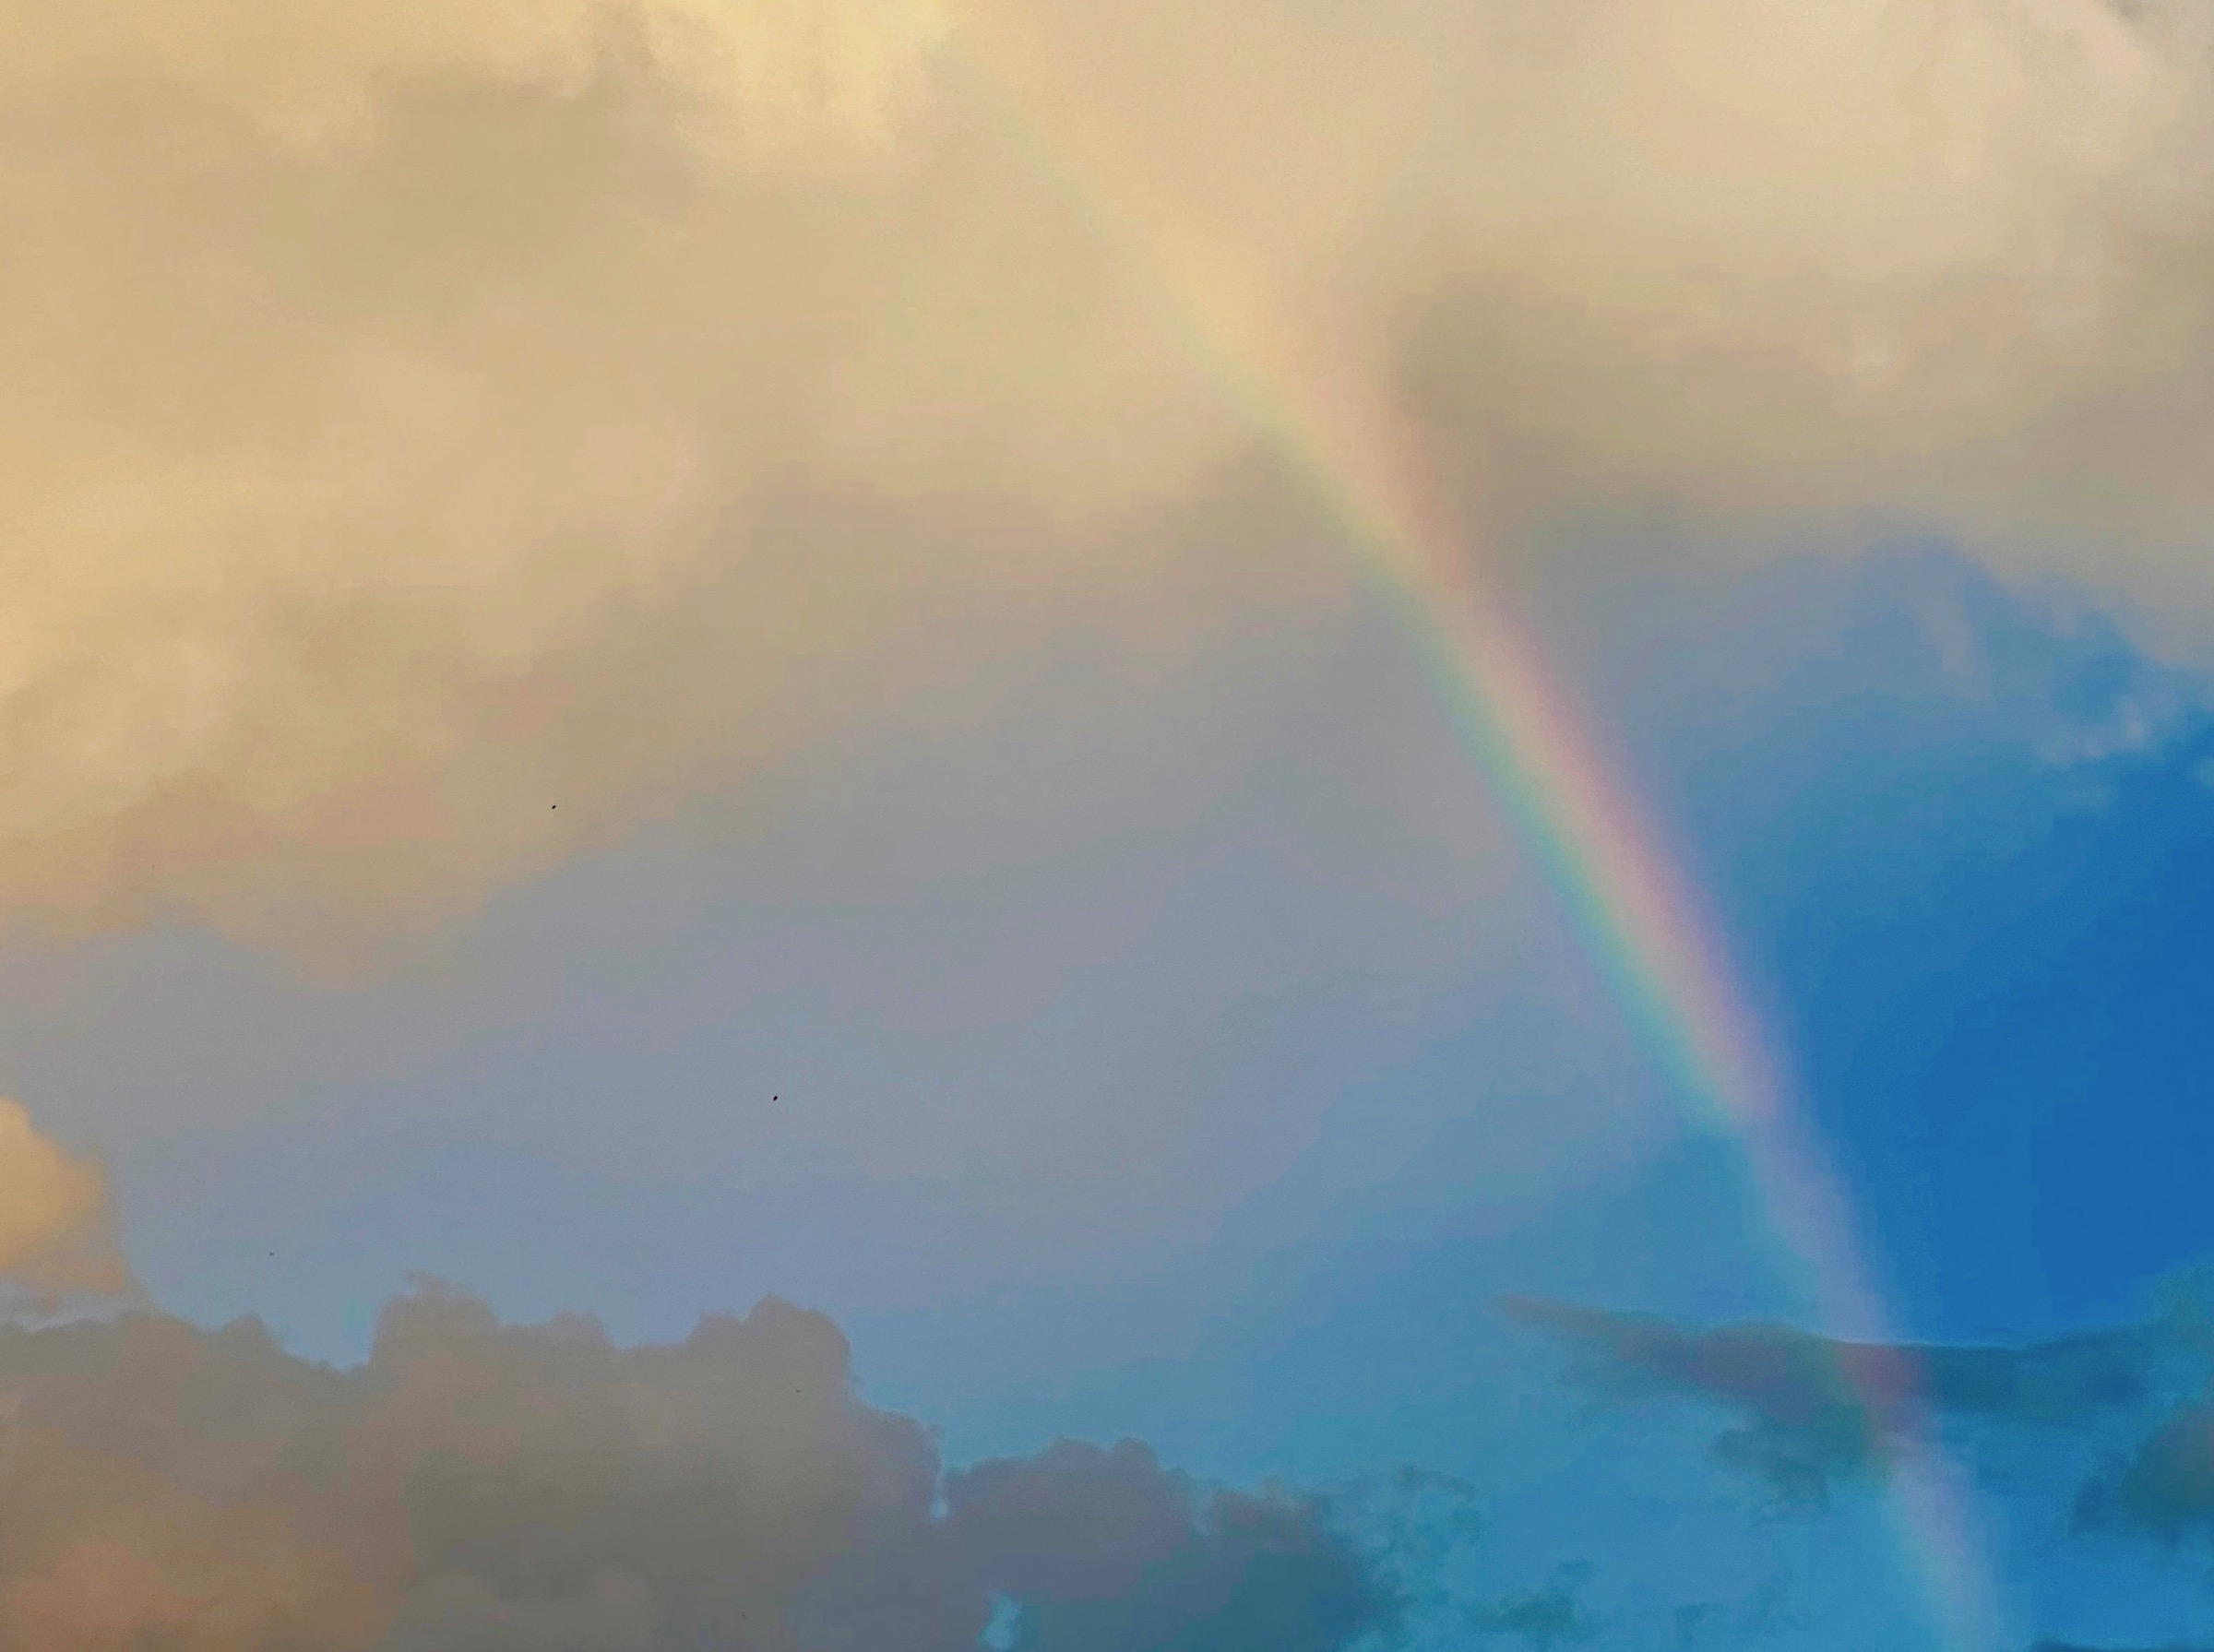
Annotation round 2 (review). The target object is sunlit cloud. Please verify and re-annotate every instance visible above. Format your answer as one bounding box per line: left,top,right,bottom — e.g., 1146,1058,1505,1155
0,1099,132,1302
0,0,2210,952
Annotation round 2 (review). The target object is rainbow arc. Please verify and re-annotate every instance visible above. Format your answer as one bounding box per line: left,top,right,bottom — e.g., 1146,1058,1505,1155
946,7,1999,1646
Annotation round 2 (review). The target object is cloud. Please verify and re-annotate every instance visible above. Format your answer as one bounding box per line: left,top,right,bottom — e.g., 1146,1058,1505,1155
0,1281,1413,1652
0,1099,133,1301
951,1442,1400,1652
1465,1561,1601,1652
4,0,2214,948
0,0,949,157
1503,1291,2208,1510
1505,1290,2214,1644
0,1428,380,1652
2073,1394,2214,1546
1374,0,2214,606
1009,0,2214,615
0,0,1254,951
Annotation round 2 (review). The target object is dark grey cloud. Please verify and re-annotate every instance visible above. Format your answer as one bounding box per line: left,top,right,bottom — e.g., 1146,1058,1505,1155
2074,1394,2214,1547
951,1441,1399,1652
1502,1290,2209,1511
1466,1561,1600,1652
0,1284,1417,1651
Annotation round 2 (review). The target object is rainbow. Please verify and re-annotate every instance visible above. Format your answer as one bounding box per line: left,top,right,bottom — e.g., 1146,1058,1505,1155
946,6,1997,1647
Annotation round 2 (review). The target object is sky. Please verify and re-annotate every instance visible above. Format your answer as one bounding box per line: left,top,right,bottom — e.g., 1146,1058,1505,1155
2,1,2214,1648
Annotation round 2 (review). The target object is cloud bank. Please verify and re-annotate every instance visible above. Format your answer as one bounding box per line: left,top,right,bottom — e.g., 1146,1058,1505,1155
0,1282,1409,1652
5,0,2214,946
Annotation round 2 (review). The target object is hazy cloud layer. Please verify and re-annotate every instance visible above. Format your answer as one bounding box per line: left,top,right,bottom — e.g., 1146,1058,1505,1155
1506,1289,2214,1523
0,1283,1407,1652
4,0,2214,945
